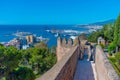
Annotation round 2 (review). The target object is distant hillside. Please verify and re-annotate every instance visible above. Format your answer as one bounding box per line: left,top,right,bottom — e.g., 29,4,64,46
89,19,115,26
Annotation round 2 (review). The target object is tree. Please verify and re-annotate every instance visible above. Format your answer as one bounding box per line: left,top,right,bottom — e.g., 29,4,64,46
29,49,43,74
15,67,35,80
87,31,101,42
0,43,56,79
79,33,87,40
103,24,114,42
0,45,5,76
87,23,114,43
19,49,32,66
0,45,5,66
114,14,120,46
108,42,116,55
43,53,56,70
115,52,120,70
34,42,47,49
2,46,22,80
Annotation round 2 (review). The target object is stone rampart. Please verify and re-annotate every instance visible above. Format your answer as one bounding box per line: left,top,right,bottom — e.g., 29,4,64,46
95,46,120,80
56,37,80,61
36,46,80,80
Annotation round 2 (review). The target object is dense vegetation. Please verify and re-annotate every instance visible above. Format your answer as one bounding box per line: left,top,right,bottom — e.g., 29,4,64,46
0,42,57,80
87,14,120,75
114,15,120,46
87,23,114,43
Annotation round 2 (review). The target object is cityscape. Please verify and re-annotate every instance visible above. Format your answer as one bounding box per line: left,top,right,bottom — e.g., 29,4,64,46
0,31,49,50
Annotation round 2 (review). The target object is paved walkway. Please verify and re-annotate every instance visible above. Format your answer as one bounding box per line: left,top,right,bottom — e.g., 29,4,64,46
74,49,97,80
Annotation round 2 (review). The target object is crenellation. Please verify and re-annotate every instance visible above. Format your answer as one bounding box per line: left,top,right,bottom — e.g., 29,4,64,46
73,36,80,46
62,38,67,47
57,37,62,46
57,37,81,48
37,46,79,80
37,38,120,80
67,38,73,47
56,37,81,61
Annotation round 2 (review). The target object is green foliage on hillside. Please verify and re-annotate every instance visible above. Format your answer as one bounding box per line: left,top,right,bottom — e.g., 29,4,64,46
109,51,120,75
108,42,116,55
0,43,57,80
115,52,120,65
87,23,114,43
87,31,100,42
102,24,114,42
14,67,35,80
114,15,120,46
87,14,120,74
109,57,120,75
109,14,120,74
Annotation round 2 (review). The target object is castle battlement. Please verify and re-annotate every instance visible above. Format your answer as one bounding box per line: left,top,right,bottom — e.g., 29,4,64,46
57,37,80,48
56,37,81,61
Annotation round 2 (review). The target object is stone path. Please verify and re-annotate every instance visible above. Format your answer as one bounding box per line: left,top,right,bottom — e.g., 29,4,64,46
74,49,96,80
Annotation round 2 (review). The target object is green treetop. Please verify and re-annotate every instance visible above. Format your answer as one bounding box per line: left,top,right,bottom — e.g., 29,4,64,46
114,14,120,46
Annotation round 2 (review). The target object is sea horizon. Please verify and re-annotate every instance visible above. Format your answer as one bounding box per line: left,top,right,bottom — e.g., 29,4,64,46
0,25,92,48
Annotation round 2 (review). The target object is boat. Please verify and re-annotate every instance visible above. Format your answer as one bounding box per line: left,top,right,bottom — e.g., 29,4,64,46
88,28,97,33
37,36,49,43
54,33,59,37
70,36,76,40
45,30,50,32
12,31,32,37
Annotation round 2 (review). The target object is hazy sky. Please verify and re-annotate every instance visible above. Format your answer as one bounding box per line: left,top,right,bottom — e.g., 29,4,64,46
0,0,120,24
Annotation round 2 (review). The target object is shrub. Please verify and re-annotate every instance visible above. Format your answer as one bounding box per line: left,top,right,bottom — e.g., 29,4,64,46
108,42,116,55
109,57,120,75
115,52,120,64
99,44,105,49
15,67,35,80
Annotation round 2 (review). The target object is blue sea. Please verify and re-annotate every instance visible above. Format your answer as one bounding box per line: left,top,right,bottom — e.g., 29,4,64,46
0,25,89,48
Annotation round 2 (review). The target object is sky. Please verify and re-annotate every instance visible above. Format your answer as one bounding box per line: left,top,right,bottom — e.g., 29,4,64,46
0,0,120,25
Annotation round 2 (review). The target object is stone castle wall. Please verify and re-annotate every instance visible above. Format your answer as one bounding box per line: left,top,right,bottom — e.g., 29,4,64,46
56,46,80,80
36,46,80,80
95,46,120,80
56,37,80,61
36,37,82,80
36,40,120,80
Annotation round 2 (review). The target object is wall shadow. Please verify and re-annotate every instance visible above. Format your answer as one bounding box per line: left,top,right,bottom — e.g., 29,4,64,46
74,48,95,80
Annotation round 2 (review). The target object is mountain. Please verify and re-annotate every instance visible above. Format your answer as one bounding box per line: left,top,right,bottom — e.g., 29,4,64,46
89,19,115,26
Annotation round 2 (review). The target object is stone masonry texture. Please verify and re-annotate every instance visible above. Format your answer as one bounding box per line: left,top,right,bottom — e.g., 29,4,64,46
95,46,120,80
